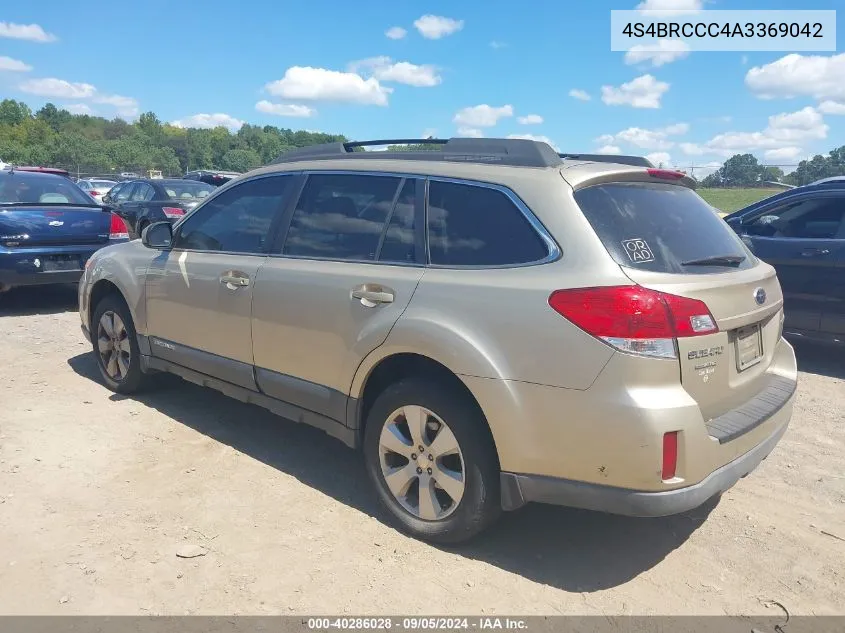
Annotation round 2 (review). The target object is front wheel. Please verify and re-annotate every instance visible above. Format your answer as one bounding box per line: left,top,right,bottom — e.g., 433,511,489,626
363,380,501,544
91,294,149,394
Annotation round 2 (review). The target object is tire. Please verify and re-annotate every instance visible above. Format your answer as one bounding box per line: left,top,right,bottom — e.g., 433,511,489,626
363,379,501,544
91,293,149,394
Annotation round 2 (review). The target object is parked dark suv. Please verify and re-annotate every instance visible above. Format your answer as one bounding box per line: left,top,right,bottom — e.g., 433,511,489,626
725,179,845,345
183,170,241,187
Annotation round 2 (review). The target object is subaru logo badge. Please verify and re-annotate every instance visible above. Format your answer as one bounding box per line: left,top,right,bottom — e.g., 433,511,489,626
754,287,766,305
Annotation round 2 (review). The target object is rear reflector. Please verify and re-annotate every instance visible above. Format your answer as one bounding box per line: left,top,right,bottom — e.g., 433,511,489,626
662,432,678,480
109,213,129,240
162,206,185,219
548,285,718,359
647,168,685,180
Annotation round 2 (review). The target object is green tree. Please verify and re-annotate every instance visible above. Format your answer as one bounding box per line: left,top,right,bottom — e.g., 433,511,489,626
0,99,32,126
220,148,262,172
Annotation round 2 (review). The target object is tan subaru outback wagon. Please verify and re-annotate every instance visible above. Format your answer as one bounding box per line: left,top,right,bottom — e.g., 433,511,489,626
79,138,797,543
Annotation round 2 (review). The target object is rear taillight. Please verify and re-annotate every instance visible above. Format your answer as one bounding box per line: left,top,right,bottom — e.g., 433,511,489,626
162,206,185,219
662,432,678,480
647,168,685,180
109,213,129,240
548,285,718,359
89,190,101,197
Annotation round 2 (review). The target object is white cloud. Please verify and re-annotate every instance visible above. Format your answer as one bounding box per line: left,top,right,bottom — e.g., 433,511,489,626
625,39,690,67
385,26,407,40
19,77,96,99
63,104,94,115
489,41,507,49
350,57,441,87
0,56,32,72
171,113,245,132
0,22,56,43
596,145,622,154
265,66,391,105
413,15,464,39
597,123,688,150
456,127,483,138
517,114,543,125
818,100,845,115
569,89,591,101
745,53,845,101
19,77,139,117
636,0,703,15
601,74,669,109
507,133,560,151
764,147,803,161
679,142,706,155
453,104,513,127
646,151,672,166
703,106,828,156
255,101,316,117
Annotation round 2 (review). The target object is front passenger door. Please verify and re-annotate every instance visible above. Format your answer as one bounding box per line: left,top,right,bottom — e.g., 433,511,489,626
145,175,294,390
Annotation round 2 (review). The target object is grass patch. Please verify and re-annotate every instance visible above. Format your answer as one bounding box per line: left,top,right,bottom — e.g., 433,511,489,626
697,188,783,216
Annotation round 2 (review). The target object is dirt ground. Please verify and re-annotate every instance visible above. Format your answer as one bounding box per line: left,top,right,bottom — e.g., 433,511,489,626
0,284,843,616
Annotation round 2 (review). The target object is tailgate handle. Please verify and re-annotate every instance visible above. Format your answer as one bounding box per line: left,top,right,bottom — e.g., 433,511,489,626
801,248,830,257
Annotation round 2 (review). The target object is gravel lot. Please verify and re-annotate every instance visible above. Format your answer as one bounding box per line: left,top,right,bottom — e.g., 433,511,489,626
0,285,843,616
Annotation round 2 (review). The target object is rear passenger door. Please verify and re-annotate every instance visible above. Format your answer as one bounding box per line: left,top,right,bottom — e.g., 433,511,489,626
251,173,424,422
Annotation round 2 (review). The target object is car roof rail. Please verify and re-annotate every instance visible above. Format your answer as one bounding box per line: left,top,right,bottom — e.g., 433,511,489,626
559,153,655,168
271,137,564,168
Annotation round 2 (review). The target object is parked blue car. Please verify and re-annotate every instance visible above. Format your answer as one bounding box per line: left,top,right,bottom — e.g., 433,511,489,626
0,168,129,293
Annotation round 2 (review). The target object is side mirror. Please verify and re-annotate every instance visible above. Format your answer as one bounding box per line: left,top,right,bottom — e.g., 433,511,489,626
142,222,173,249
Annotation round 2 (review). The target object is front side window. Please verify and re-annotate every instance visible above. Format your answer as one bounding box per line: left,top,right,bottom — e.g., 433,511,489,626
426,180,548,266
281,173,403,261
174,176,291,254
746,196,845,240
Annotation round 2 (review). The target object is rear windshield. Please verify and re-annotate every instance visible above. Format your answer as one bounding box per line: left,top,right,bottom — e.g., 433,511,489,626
0,172,94,206
161,181,215,200
574,182,754,274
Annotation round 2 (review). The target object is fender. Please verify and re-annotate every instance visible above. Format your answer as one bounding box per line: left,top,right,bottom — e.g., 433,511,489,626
84,241,156,336
349,312,510,400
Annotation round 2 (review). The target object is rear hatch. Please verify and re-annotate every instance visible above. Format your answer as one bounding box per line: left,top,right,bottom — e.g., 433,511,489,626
0,205,112,247
569,173,784,421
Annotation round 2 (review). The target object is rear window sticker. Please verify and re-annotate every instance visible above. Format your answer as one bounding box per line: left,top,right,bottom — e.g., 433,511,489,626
621,238,655,264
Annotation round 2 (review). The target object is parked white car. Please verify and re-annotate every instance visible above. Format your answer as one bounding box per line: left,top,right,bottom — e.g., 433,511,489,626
76,179,117,204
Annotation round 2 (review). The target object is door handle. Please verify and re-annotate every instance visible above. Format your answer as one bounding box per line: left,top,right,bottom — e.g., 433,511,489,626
800,248,830,257
351,283,394,307
220,273,250,288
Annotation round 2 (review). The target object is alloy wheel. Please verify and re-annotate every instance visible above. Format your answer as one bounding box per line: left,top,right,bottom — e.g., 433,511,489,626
378,405,466,521
96,310,131,381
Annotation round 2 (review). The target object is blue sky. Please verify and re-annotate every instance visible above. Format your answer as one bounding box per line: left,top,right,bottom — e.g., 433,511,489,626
1,0,843,175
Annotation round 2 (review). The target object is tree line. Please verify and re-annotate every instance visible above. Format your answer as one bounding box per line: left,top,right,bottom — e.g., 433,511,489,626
699,148,845,188
2,98,844,186
0,99,347,177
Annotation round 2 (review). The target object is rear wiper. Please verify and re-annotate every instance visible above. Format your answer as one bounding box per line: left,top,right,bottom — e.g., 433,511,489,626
681,254,746,267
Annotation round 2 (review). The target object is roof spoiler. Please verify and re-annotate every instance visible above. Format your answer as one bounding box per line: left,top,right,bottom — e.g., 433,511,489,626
559,153,655,168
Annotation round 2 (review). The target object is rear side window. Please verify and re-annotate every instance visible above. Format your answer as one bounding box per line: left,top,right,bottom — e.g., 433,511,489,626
575,182,754,274
282,174,402,261
427,180,548,266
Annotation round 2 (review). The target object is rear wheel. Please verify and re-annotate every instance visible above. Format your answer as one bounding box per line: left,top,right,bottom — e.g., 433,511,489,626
363,379,501,543
91,294,149,394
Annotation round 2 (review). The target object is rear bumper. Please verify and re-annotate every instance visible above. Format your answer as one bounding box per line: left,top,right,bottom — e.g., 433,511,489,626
0,245,109,288
500,415,789,516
